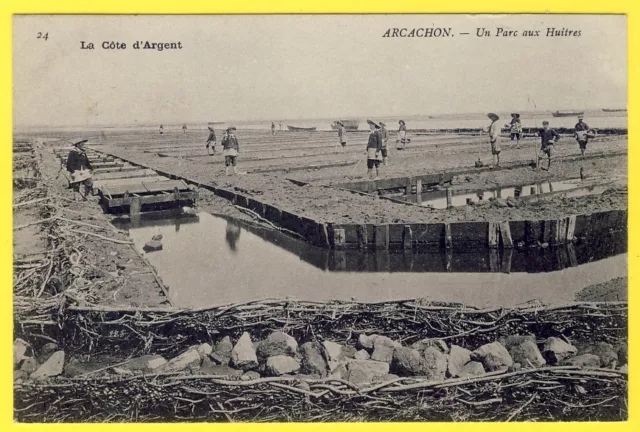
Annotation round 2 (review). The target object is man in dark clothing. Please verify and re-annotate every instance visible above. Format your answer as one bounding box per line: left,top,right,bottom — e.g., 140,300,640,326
538,121,560,170
206,127,217,155
66,140,93,199
222,126,240,175
574,115,592,156
366,119,382,179
379,122,389,165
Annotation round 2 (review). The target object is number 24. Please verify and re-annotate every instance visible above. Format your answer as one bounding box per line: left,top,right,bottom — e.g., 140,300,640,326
37,32,48,41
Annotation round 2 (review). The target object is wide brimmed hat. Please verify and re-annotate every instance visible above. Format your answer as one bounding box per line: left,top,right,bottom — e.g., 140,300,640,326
73,139,88,147
336,121,343,126
487,113,500,121
577,114,584,119
367,119,380,128
542,120,550,125
226,126,236,131
398,120,405,125
379,121,386,127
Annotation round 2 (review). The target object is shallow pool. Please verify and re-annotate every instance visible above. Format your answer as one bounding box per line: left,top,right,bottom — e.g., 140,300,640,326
115,212,627,309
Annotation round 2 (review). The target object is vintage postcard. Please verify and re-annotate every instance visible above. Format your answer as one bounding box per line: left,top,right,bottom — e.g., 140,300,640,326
12,14,628,423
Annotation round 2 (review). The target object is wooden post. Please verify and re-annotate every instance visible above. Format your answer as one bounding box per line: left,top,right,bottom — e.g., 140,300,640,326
446,188,453,209
499,222,514,248
415,179,423,205
566,215,577,241
130,197,141,216
405,177,412,196
403,225,413,249
488,222,500,248
501,248,513,274
357,225,368,250
333,228,346,248
489,249,500,272
374,224,389,250
444,223,452,249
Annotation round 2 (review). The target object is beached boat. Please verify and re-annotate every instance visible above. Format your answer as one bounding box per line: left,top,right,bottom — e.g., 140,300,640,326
287,125,317,132
602,108,627,112
552,111,584,117
330,120,360,131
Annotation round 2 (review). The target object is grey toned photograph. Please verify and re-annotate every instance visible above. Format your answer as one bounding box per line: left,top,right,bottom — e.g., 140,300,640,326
13,14,627,422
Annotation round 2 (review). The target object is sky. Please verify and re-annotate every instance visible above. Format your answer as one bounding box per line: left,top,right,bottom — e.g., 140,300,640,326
13,14,627,126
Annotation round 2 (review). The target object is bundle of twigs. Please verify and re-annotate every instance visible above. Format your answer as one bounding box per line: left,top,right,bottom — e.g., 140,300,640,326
14,365,627,422
48,299,627,359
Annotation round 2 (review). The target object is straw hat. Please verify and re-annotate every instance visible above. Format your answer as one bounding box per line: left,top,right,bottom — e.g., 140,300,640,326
73,139,88,147
226,126,236,132
367,119,380,128
487,113,500,121
379,121,386,127
578,114,584,119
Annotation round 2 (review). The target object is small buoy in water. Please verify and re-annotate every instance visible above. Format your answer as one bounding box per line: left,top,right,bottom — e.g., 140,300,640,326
182,206,196,215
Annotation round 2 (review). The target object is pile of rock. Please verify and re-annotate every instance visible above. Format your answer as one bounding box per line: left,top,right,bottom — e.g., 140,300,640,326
14,339,65,382
14,332,628,386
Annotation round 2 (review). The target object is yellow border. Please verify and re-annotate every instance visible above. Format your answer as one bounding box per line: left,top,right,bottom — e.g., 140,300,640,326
3,1,635,431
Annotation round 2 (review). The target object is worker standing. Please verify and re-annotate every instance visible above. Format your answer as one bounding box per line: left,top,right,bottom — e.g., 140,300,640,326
222,126,240,176
508,113,522,143
271,122,276,135
206,126,217,155
574,114,593,156
182,124,187,135
159,124,163,135
397,120,408,149
336,121,347,152
379,122,389,165
66,139,93,200
539,120,560,170
487,113,501,167
365,120,383,179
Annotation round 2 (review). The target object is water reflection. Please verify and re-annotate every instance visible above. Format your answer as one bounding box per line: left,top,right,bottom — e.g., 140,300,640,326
114,212,627,308
225,222,242,252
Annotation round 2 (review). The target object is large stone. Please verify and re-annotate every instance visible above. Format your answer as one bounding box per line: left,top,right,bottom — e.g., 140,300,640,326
256,331,298,360
123,355,167,373
241,371,261,381
412,339,448,354
329,361,348,380
373,373,400,383
31,351,65,380
543,337,578,365
143,240,163,252
354,349,370,360
341,345,357,359
14,339,30,367
499,334,536,350
323,341,345,362
300,342,328,377
38,343,59,363
508,341,546,368
266,355,301,376
564,354,601,369
422,347,447,380
617,344,628,365
358,334,400,351
358,334,376,350
211,336,234,365
447,345,473,378
619,364,628,373
459,361,485,378
200,357,243,376
19,357,39,375
231,332,259,370
391,347,423,376
157,347,202,373
371,344,395,364
472,342,513,372
345,360,390,386
582,342,618,368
